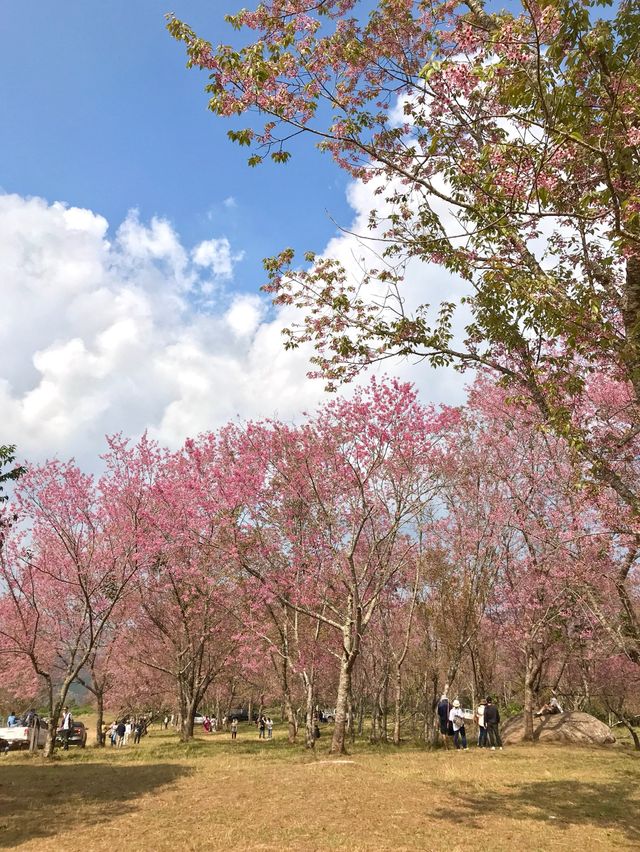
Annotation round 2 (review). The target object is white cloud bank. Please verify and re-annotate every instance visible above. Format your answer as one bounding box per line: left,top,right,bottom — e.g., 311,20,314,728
0,189,467,469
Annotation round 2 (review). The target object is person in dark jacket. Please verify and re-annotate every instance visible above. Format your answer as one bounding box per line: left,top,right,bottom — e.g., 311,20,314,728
484,697,503,750
435,694,451,748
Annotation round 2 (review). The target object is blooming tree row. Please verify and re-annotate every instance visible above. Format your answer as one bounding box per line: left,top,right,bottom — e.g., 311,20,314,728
0,377,637,754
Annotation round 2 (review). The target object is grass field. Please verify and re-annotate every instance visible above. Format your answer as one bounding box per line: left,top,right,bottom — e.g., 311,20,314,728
0,719,638,851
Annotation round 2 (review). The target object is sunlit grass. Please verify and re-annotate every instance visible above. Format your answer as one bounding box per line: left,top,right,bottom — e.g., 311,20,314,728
0,717,638,851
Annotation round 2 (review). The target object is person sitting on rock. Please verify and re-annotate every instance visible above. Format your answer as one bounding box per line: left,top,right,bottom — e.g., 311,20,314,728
535,695,563,716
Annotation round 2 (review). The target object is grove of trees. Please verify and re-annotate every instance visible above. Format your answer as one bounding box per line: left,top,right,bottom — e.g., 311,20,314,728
1,377,638,754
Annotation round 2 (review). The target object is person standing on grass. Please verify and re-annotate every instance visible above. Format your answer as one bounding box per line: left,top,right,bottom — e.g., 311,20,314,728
258,716,266,739
60,706,73,751
133,719,143,744
475,698,488,748
436,695,451,749
230,717,238,740
484,697,503,750
266,718,273,740
116,720,126,747
449,700,468,750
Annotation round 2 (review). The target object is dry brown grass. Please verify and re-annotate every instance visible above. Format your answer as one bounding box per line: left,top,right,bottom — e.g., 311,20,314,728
0,719,638,851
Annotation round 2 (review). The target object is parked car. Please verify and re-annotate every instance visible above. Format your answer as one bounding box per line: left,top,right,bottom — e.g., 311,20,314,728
0,717,49,751
56,720,87,748
319,709,336,723
227,708,254,722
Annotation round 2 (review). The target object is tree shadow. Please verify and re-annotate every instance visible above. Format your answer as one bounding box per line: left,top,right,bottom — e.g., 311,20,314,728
0,761,190,847
432,777,640,843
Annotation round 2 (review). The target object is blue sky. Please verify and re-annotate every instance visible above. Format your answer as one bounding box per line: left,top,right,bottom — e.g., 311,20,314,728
1,0,353,292
0,0,468,468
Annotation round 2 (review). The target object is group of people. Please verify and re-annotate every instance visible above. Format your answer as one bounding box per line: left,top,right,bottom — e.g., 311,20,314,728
202,716,218,733
106,716,148,747
257,716,274,739
436,695,503,751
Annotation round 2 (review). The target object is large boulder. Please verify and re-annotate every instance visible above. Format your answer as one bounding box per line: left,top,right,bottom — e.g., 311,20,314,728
501,711,616,745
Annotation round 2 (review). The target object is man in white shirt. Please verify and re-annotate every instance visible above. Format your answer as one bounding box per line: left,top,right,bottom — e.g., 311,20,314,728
60,706,73,751
449,699,468,750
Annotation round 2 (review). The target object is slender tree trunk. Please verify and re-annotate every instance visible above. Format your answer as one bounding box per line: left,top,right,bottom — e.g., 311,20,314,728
523,648,537,742
95,690,105,747
381,674,388,742
393,666,402,745
284,692,298,744
357,697,364,736
304,678,316,749
622,721,640,751
331,651,353,754
347,688,355,743
370,695,379,743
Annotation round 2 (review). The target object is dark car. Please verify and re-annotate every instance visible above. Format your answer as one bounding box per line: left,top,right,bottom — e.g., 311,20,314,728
227,709,256,722
56,721,87,748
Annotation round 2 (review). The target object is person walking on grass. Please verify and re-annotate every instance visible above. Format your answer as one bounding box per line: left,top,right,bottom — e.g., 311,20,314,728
230,718,238,740
133,719,143,745
449,700,468,750
116,720,126,747
484,697,503,750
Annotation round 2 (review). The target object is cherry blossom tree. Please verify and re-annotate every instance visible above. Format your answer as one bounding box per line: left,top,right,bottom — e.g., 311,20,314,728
222,379,445,753
0,460,140,756
169,0,640,519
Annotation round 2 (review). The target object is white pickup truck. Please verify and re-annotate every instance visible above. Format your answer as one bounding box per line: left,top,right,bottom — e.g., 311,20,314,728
0,717,49,751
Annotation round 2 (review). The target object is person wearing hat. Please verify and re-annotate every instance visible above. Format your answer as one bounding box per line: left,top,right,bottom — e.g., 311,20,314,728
449,699,468,750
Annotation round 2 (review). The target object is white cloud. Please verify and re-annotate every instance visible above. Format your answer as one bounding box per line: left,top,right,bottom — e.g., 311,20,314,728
0,186,467,471
192,237,244,280
225,295,265,338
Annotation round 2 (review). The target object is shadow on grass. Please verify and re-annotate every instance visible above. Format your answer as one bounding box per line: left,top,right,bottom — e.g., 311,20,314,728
0,761,190,847
432,778,640,843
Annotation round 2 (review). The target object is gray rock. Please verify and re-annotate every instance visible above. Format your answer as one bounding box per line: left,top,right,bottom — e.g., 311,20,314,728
501,711,616,745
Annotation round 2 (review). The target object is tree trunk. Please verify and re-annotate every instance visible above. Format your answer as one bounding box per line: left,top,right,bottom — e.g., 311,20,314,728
381,674,388,742
370,695,379,743
347,688,355,743
523,648,537,742
331,652,352,754
95,690,105,747
304,679,316,749
393,665,402,745
180,694,197,741
284,692,298,744
43,677,73,759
